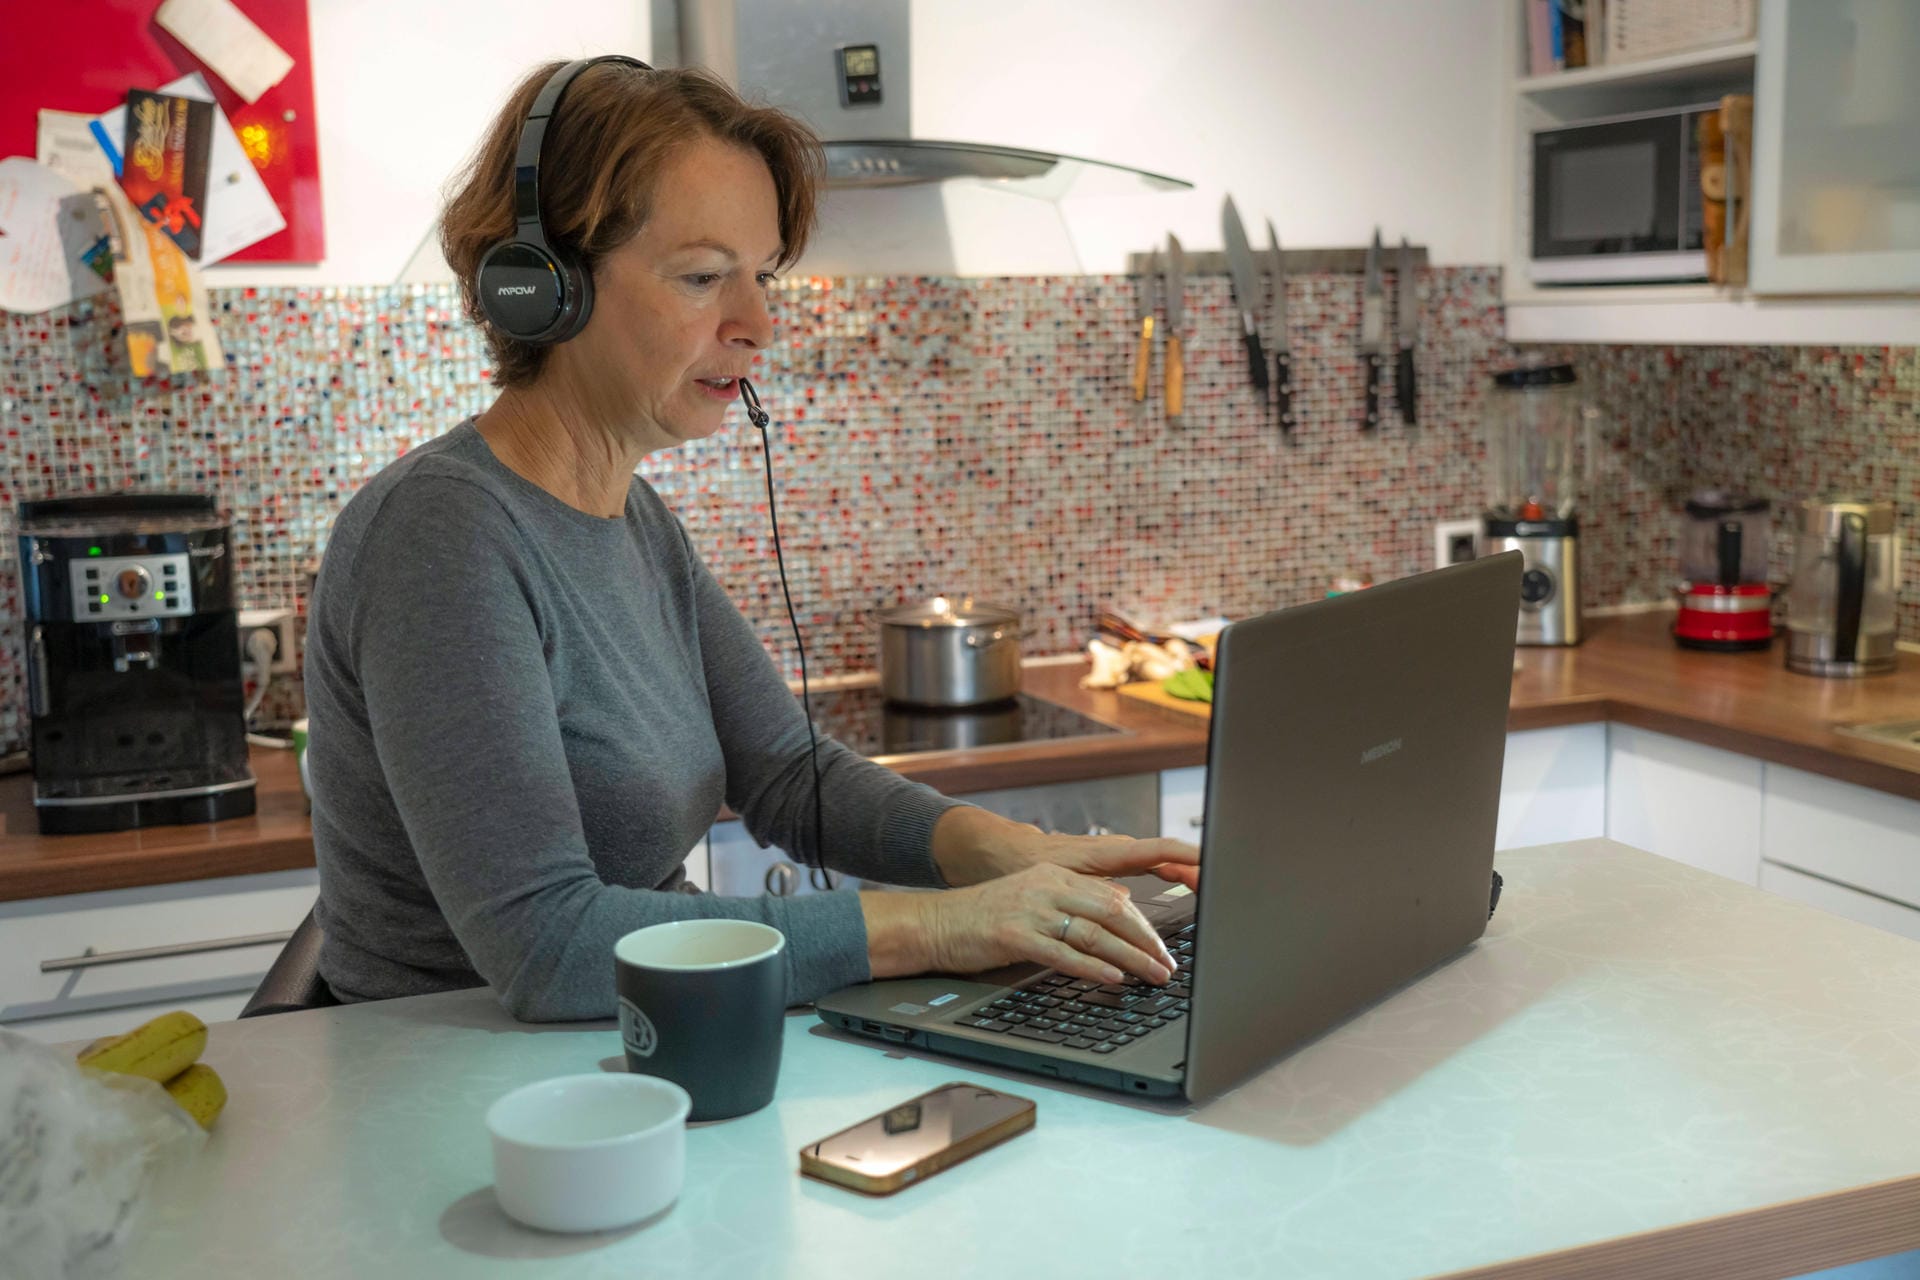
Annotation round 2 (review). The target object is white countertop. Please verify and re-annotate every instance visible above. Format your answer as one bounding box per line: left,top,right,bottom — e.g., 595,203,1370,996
131,840,1920,1279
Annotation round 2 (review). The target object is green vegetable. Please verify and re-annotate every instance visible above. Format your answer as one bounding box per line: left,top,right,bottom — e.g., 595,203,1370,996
1162,668,1213,703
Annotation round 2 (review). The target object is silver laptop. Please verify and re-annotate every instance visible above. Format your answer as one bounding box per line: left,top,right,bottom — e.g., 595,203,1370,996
815,553,1523,1103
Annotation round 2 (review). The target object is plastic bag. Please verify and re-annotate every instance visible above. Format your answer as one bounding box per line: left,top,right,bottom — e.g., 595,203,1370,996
0,1029,206,1280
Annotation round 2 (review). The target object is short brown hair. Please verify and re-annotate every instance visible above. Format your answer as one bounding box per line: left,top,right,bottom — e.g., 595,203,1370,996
441,60,824,389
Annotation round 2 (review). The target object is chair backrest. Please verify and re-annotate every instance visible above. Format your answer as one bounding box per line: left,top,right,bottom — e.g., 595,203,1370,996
239,904,339,1017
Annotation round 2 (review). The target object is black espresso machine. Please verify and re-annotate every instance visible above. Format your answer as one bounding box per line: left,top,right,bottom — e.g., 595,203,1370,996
18,493,255,834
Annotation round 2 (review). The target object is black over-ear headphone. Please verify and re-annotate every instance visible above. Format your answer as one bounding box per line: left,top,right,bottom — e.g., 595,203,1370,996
474,55,651,346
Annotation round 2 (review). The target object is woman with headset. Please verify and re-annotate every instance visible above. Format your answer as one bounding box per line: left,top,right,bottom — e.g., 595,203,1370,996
303,57,1198,1021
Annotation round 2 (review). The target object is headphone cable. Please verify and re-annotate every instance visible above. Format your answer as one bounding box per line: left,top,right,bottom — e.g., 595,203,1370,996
738,378,830,890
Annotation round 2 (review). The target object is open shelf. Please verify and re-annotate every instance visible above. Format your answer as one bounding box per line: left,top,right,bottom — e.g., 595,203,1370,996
1517,40,1757,103
1506,291,1920,345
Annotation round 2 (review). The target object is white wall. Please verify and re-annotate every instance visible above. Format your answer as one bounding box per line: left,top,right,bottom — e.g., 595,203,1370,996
211,0,652,287
206,0,1506,286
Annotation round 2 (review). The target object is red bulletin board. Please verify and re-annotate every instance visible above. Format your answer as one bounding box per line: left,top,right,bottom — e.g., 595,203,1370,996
3,0,324,263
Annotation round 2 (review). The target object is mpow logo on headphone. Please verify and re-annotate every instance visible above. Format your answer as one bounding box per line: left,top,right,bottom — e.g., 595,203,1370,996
495,285,539,296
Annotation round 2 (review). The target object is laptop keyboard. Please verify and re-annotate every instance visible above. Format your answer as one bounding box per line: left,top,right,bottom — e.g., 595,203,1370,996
953,921,1195,1054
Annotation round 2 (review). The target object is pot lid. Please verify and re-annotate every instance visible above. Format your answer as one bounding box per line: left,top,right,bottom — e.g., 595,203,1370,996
878,596,1019,627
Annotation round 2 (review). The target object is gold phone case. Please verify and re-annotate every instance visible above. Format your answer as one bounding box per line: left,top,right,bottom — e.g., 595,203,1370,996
798,1082,1036,1195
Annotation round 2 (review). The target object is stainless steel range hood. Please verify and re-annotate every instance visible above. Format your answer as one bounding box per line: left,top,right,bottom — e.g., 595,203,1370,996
650,0,1191,197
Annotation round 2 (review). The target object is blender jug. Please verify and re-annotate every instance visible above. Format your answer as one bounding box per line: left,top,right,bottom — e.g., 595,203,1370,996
1680,492,1770,586
1482,365,1595,646
1784,498,1899,676
1674,492,1773,651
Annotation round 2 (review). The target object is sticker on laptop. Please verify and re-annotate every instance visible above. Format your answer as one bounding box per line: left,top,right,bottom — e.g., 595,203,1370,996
1155,884,1193,900
928,993,959,1007
888,1002,927,1016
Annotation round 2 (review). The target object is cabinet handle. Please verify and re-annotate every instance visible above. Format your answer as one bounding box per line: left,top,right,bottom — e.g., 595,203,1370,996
764,863,799,897
40,930,295,973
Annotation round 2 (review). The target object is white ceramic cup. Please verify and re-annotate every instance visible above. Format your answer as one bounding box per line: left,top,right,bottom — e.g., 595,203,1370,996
486,1072,691,1233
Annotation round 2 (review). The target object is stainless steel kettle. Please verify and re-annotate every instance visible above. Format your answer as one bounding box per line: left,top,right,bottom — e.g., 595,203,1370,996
1783,498,1899,677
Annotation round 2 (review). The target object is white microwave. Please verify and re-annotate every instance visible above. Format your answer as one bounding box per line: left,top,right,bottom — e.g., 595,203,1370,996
1528,103,1717,285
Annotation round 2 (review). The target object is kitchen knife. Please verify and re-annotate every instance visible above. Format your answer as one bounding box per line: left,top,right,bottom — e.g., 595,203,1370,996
1164,233,1186,420
1360,228,1385,431
1220,197,1269,397
1396,236,1418,425
1266,218,1293,434
1133,249,1160,403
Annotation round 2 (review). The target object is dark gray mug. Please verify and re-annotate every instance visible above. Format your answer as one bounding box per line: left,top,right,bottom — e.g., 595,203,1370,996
614,920,787,1122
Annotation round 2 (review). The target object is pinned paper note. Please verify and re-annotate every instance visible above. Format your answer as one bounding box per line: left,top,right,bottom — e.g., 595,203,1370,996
83,74,286,265
36,110,117,189
121,89,215,260
155,0,296,105
95,184,228,377
0,159,111,313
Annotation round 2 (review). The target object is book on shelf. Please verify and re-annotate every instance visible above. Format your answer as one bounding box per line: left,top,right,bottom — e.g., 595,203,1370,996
1525,0,1606,77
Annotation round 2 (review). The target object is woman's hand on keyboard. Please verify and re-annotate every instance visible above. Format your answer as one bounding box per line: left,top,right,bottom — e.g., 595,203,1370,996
1030,832,1200,892
922,863,1178,987
930,807,1199,891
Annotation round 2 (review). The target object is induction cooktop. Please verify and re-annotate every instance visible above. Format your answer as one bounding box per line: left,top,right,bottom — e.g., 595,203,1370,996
801,687,1124,759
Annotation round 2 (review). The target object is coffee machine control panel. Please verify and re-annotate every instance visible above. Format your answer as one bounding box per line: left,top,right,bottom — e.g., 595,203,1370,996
65,552,195,621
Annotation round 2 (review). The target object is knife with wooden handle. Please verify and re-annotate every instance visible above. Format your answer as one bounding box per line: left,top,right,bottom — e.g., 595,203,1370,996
1133,249,1159,403
1164,234,1186,420
1360,228,1384,431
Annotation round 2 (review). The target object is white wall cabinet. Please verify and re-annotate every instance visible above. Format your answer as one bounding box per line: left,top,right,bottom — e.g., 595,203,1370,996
1605,724,1764,884
1749,0,1920,293
1502,0,1920,343
0,869,319,1046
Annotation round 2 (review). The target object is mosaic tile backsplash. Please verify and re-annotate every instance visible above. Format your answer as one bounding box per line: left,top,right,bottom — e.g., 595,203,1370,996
2,271,1916,756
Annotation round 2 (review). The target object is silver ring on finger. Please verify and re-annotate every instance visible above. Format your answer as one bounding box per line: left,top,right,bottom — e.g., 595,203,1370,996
1057,914,1073,942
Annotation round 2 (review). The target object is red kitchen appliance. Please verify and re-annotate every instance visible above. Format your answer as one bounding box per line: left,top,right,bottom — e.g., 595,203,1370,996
1674,491,1773,650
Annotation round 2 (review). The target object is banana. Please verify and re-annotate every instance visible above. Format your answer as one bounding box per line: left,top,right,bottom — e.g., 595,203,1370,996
162,1063,227,1130
75,1010,208,1083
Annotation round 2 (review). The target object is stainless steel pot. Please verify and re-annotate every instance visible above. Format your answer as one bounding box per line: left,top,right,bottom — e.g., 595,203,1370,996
877,597,1024,708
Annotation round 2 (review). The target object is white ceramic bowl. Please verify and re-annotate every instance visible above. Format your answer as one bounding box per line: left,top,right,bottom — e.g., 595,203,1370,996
486,1072,691,1233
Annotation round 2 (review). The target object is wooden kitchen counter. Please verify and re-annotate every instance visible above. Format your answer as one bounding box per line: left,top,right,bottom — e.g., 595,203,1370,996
5,609,1918,902
1505,610,1920,799
0,748,315,902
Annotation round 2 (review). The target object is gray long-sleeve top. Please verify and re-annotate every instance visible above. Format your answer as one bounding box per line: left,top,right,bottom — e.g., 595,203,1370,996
304,420,962,1020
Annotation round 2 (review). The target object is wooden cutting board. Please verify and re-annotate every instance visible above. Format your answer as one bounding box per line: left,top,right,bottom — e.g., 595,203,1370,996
1115,679,1213,719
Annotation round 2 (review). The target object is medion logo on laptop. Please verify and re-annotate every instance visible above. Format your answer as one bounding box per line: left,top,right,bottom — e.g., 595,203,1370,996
1360,737,1404,765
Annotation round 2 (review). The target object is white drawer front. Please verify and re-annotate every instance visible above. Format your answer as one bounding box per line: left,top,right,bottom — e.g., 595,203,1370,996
0,870,318,1021
1498,724,1607,849
1760,861,1920,944
1762,765,1920,910
1159,767,1206,841
706,821,856,898
1606,725,1763,885
6,991,254,1048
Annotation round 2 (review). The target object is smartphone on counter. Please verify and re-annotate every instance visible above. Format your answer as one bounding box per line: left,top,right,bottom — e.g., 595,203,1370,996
799,1081,1036,1195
